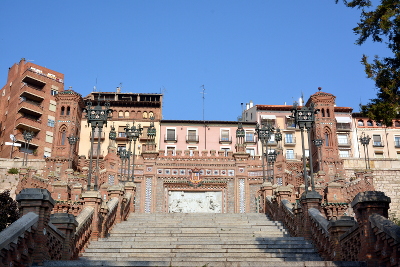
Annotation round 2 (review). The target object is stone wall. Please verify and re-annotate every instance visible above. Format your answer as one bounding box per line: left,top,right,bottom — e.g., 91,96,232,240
343,158,400,218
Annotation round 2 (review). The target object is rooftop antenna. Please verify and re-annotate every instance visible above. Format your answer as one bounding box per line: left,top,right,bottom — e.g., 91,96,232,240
93,77,98,92
160,86,167,119
116,83,122,93
200,85,206,121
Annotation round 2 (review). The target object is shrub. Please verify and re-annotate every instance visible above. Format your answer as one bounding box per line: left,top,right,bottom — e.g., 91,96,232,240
0,190,19,231
7,168,19,174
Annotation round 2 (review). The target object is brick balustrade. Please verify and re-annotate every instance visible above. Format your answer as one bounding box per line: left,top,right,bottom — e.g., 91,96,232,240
263,187,400,266
0,185,135,267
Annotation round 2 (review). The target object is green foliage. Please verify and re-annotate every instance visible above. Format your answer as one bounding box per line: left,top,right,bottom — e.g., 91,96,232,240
7,168,19,174
0,190,19,232
338,0,400,126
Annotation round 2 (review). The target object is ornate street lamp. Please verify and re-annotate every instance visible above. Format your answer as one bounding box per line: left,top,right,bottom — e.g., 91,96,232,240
255,123,275,183
125,123,143,182
83,100,112,191
67,135,79,169
118,149,130,183
236,123,245,143
267,150,278,184
22,130,33,166
359,132,371,169
291,102,319,192
109,125,117,143
313,139,323,172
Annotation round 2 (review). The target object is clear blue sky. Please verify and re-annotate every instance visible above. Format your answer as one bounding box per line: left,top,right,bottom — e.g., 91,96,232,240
0,1,389,121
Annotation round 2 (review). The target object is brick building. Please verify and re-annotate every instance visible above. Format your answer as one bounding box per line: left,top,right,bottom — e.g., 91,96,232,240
0,59,65,161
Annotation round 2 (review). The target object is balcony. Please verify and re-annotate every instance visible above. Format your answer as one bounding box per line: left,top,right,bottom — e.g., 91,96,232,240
395,140,400,148
286,123,296,129
20,84,46,100
88,149,104,159
18,99,43,116
22,75,46,89
285,153,298,160
244,135,256,144
284,137,296,145
90,131,105,140
15,116,42,133
373,141,384,147
186,135,199,143
116,132,128,141
338,139,351,147
164,134,177,142
336,123,351,131
219,136,232,144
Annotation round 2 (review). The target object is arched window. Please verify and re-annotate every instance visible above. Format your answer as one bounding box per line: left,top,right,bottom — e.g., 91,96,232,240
367,120,373,126
324,127,332,147
143,111,148,119
66,107,70,116
327,109,330,117
358,120,364,126
118,110,123,118
61,129,66,145
61,106,65,115
125,111,129,118
395,121,400,127
321,108,325,117
149,111,154,118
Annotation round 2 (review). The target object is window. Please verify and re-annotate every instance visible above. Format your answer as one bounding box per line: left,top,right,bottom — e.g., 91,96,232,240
325,132,330,146
49,100,56,112
117,144,126,152
149,111,154,118
124,111,129,118
374,151,384,158
61,130,66,145
286,118,295,128
66,107,70,116
286,149,295,159
337,134,348,145
285,133,294,144
327,109,330,117
246,148,255,156
118,126,126,138
395,121,400,127
367,120,373,126
221,129,229,141
358,120,364,126
321,108,325,117
245,131,254,142
44,147,51,158
339,150,350,158
61,106,65,115
118,111,123,118
268,133,275,144
187,129,197,142
50,89,58,96
221,147,230,156
373,135,383,147
166,128,176,141
47,116,55,127
395,136,400,147
276,177,283,186
45,131,54,143
376,121,382,126
143,111,148,119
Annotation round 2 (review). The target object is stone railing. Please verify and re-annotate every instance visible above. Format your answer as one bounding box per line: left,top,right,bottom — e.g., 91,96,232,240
263,187,399,266
0,185,135,266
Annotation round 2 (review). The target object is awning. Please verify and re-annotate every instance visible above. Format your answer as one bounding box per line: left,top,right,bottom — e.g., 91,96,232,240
336,117,352,123
261,115,276,120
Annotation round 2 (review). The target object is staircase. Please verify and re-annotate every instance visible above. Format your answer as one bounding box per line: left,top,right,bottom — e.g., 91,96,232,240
45,213,365,267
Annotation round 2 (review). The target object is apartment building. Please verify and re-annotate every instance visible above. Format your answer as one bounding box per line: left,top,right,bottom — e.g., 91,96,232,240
0,59,64,160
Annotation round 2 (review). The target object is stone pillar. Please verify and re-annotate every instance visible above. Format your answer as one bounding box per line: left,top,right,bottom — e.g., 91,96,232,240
260,182,273,214
50,213,78,260
124,182,136,213
108,184,124,223
327,216,357,261
81,190,102,241
16,188,55,264
351,191,391,263
300,191,322,240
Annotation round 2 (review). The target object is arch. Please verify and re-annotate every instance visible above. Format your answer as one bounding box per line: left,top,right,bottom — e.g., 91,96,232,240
367,120,373,126
66,106,70,116
61,106,65,115
149,111,154,119
321,108,325,117
324,126,333,147
59,125,68,146
395,121,400,127
358,120,364,126
327,109,330,117
118,110,124,118
143,111,148,119
125,110,129,118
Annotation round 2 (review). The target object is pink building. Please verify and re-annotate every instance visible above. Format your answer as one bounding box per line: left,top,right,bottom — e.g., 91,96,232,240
160,120,257,156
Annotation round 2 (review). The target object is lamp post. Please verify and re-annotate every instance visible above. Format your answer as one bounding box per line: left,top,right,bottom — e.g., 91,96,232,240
313,139,323,173
359,132,371,169
67,135,79,169
125,123,143,182
118,149,129,183
22,130,33,166
267,150,278,184
255,123,275,183
83,100,112,191
291,102,319,192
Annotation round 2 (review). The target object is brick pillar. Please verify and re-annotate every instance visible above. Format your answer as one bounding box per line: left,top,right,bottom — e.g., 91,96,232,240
300,191,322,240
351,191,391,263
16,188,55,264
327,216,357,261
50,213,78,260
124,182,136,213
108,184,124,223
276,186,292,204
260,182,272,214
81,190,102,241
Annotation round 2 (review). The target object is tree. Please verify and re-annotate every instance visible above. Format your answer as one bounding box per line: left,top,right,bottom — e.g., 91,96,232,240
337,0,400,126
0,190,19,232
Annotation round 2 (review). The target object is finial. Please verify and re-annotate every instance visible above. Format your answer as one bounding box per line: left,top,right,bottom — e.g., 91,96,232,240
318,87,322,91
